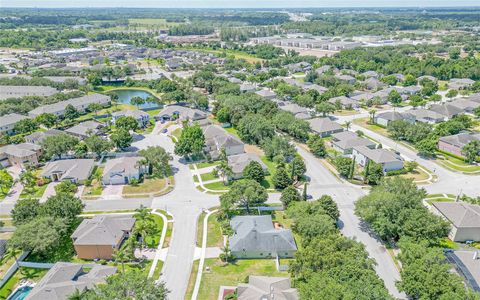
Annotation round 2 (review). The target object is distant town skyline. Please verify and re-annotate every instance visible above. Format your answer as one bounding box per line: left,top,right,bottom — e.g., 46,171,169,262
2,0,480,8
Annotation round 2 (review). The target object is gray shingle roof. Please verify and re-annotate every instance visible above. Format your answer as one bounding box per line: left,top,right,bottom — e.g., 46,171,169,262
237,276,299,300
42,159,95,182
71,215,135,246
111,109,149,119
102,157,143,182
227,153,268,174
308,118,343,134
229,215,297,254
429,104,463,118
28,94,110,116
0,85,58,100
354,146,402,164
26,263,116,300
439,132,480,149
65,120,104,138
0,113,29,128
432,202,480,228
0,143,40,158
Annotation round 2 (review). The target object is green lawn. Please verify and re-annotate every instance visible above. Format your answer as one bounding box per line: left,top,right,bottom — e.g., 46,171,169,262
143,213,164,248
196,161,220,169
426,197,455,205
223,126,240,138
200,172,218,182
203,181,229,191
436,153,480,173
196,212,206,247
260,156,276,189
171,128,182,140
146,108,162,117
20,184,48,199
189,258,288,300
122,177,171,195
0,268,48,299
207,214,223,248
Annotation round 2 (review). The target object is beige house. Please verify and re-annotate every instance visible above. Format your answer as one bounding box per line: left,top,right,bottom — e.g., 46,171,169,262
432,202,480,242
0,143,42,168
71,215,135,260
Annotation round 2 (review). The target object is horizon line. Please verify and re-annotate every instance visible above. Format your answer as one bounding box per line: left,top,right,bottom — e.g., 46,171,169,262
2,5,480,9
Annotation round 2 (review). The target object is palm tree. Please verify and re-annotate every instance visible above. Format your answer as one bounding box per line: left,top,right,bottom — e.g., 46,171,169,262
67,288,89,300
134,205,154,223
369,109,377,124
219,242,233,264
112,248,129,273
344,121,351,131
214,161,233,185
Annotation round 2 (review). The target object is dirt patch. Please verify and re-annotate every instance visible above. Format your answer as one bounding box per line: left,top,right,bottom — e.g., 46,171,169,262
244,144,264,156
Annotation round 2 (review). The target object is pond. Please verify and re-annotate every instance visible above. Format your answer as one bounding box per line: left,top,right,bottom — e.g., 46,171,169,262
110,89,160,109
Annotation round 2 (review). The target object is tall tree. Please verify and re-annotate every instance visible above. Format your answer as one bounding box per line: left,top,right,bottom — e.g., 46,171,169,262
0,170,13,197
242,160,265,183
174,123,205,159
41,134,79,160
138,146,172,178
219,179,267,214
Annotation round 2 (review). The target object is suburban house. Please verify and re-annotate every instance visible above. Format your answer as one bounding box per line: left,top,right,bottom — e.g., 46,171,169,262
42,159,95,184
65,120,105,140
448,78,475,90
240,83,257,93
276,101,311,120
449,98,480,114
229,215,297,259
0,143,42,168
227,153,268,180
25,129,64,144
335,74,356,84
352,146,404,173
406,108,446,124
0,85,58,100
255,89,277,100
203,125,245,160
438,132,480,157
307,118,343,137
111,109,150,128
374,111,415,127
328,96,359,109
445,250,480,292
28,94,111,118
0,113,30,135
429,103,463,120
156,105,207,122
26,263,117,300
331,131,376,155
431,202,480,242
364,77,386,91
102,156,147,185
219,276,299,300
71,215,135,260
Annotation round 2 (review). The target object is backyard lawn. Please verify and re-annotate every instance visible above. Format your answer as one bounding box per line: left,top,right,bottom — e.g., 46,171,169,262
186,258,288,300
0,268,49,299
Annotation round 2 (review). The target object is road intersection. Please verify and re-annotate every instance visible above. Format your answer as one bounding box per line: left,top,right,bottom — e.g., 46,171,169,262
1,111,478,299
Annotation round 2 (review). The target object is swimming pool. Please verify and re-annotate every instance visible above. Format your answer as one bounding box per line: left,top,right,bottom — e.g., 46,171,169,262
7,286,32,300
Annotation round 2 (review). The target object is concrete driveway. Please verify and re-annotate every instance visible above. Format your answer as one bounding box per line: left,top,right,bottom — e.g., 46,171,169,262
40,182,59,203
101,185,124,199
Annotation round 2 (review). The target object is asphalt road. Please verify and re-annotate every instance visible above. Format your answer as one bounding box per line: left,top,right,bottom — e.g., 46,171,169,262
296,146,406,299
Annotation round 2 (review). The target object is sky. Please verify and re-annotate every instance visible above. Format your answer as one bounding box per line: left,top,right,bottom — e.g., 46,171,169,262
2,0,480,8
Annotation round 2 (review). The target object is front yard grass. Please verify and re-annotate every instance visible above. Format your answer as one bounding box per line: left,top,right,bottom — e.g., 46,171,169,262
199,172,218,182
203,181,229,191
171,128,182,140
122,177,172,195
196,161,220,169
189,258,288,300
436,153,480,173
143,213,165,248
20,184,48,199
426,197,455,205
